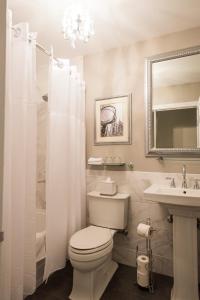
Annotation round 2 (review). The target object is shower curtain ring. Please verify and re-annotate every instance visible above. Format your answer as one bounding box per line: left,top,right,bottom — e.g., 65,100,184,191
56,60,64,68
13,27,21,38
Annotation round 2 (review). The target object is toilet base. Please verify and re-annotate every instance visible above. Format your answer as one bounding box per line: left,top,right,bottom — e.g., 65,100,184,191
69,256,118,300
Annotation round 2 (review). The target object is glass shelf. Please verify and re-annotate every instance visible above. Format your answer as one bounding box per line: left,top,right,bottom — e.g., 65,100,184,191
103,162,125,166
88,162,126,166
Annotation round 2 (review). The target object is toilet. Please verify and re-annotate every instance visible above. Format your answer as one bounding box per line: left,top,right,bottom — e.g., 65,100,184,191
69,190,129,300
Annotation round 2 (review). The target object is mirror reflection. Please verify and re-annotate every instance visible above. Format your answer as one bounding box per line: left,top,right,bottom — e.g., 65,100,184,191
152,54,200,149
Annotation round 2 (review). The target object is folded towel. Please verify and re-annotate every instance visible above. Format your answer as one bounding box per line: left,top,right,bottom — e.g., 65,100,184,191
88,157,103,162
88,157,103,165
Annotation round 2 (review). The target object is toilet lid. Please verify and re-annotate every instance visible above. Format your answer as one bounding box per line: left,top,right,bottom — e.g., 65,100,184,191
70,226,112,250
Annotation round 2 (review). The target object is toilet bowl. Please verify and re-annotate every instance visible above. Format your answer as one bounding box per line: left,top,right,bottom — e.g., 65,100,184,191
69,191,130,300
69,226,118,300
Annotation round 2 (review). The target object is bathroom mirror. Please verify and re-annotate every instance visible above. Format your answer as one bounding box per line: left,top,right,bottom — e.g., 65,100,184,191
145,45,200,157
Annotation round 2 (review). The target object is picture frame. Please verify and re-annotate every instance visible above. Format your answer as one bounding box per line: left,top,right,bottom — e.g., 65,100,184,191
94,94,132,145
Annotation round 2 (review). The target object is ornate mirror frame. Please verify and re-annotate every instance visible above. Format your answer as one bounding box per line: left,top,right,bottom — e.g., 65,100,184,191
145,45,200,157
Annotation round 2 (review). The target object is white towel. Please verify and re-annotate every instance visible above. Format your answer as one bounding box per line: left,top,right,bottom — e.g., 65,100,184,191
88,157,103,165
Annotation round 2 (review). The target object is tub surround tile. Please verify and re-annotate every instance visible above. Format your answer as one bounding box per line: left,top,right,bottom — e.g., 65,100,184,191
36,182,46,210
36,102,47,209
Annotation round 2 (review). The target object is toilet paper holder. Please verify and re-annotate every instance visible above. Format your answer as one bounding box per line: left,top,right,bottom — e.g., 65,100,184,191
136,218,154,294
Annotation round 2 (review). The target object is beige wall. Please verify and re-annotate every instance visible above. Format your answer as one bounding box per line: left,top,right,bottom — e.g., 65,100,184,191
84,27,200,173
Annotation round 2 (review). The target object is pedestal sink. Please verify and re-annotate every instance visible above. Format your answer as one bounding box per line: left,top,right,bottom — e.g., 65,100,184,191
144,184,200,300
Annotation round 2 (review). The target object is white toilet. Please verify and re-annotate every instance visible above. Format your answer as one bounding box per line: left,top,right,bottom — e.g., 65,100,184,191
69,190,129,300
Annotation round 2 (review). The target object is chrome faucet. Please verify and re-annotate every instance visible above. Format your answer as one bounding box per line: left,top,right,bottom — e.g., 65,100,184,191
182,164,187,189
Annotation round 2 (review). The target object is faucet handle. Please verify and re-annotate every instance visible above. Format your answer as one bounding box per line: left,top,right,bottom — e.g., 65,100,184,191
165,177,176,188
193,178,200,189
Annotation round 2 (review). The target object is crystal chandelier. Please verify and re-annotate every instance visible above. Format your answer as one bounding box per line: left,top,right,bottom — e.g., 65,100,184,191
62,7,95,48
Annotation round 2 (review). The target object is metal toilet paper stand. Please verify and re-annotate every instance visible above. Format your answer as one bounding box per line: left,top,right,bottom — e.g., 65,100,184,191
136,217,155,293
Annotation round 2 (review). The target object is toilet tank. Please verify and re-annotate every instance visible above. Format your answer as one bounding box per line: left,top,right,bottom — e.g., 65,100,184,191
88,191,129,230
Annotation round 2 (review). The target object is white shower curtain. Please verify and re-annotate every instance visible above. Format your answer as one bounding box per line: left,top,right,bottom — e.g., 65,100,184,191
44,59,86,279
1,11,37,300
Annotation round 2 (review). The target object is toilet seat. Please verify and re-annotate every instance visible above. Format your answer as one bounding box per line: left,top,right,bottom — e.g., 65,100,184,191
69,225,112,250
70,239,113,255
69,240,113,262
69,225,114,262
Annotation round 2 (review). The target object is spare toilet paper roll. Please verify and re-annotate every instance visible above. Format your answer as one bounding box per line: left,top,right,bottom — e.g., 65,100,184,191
137,255,149,273
137,223,152,238
137,270,149,288
137,255,149,287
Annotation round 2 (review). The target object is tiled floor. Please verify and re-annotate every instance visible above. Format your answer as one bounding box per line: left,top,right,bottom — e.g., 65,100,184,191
26,262,173,300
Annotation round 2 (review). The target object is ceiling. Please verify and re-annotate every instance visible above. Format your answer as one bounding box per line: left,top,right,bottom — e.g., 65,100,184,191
8,0,200,62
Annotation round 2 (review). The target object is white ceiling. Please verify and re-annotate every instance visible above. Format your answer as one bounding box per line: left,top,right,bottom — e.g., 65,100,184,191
8,0,200,62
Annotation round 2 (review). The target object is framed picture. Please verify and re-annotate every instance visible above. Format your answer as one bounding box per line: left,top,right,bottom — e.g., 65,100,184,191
94,94,132,145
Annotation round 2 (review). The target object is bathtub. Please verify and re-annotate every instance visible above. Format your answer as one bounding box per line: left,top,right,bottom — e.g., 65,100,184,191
36,209,46,287
36,209,46,263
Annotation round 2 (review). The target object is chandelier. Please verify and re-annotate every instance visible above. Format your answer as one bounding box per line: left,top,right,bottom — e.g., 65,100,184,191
62,7,95,48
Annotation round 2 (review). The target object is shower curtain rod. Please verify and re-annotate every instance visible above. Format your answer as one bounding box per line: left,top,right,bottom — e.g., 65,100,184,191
34,41,60,64
11,27,58,102
36,42,51,57
11,27,59,62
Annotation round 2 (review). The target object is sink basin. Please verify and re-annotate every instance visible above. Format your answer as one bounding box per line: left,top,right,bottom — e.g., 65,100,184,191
144,184,199,300
144,184,200,207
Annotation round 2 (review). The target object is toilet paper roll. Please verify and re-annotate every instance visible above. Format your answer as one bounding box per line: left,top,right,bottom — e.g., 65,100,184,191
137,270,149,288
137,255,149,288
137,223,152,238
137,255,149,273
